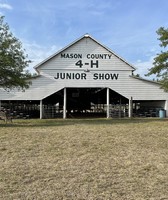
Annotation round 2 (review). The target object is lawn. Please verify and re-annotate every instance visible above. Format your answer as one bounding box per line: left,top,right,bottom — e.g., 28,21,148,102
0,118,168,200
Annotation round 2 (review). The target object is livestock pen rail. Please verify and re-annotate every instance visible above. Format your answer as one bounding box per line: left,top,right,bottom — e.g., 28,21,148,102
0,100,163,119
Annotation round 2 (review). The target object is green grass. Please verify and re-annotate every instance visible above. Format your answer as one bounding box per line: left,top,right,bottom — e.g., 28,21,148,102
0,118,168,199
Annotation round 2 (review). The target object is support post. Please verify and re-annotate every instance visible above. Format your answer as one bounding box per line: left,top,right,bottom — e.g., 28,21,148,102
165,100,168,118
63,88,67,119
107,88,110,118
40,100,43,119
129,97,133,118
119,98,122,118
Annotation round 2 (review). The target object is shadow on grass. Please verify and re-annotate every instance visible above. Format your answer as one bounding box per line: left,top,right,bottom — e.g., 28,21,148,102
0,118,167,128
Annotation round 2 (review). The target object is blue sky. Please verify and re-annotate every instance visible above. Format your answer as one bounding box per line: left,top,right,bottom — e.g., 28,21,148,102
0,0,168,78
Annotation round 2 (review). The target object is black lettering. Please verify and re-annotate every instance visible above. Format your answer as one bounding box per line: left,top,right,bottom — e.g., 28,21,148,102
91,54,95,59
93,73,98,80
60,73,65,79
61,53,66,58
92,54,95,59
66,54,70,58
111,74,119,80
75,60,83,68
72,73,75,79
66,73,72,79
69,54,73,58
61,53,82,59
99,73,104,80
54,73,87,80
87,54,90,59
104,54,107,59
86,54,113,59
54,73,59,79
74,54,82,59
99,54,104,59
91,60,98,68
81,73,87,80
105,73,110,80
75,73,80,79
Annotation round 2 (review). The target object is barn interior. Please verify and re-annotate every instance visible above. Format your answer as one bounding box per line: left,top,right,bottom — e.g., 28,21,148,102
1,87,165,119
42,88,129,118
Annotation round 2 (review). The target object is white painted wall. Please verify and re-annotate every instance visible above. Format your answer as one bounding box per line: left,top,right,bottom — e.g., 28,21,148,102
0,35,168,108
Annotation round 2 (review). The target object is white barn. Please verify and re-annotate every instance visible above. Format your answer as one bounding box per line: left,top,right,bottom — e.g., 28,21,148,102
0,34,168,119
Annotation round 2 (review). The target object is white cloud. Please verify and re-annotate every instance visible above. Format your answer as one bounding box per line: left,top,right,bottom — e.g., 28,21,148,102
22,41,62,74
133,56,157,80
0,3,13,10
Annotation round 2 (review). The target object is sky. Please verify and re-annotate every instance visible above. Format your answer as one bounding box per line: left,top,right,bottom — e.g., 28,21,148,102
0,0,168,79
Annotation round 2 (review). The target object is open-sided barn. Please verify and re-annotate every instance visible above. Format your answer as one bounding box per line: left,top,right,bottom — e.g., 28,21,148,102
0,34,168,119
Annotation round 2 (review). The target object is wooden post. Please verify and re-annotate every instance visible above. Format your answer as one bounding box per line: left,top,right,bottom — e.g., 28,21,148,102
129,97,133,118
107,88,110,118
63,88,67,119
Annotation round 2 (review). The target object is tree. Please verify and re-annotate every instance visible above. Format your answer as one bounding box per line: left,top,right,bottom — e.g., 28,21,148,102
146,27,168,91
0,16,32,90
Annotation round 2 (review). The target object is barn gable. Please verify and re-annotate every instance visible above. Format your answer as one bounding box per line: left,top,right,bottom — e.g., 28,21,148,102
34,34,136,73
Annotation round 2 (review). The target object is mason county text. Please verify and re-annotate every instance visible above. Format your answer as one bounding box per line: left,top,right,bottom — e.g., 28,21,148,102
61,53,112,59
